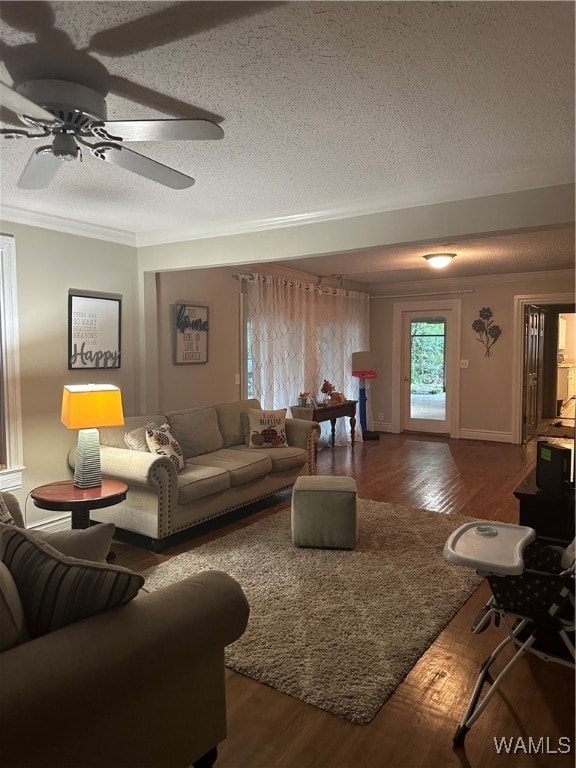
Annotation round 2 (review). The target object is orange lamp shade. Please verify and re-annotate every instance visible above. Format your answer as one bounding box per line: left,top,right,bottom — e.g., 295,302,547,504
61,384,124,430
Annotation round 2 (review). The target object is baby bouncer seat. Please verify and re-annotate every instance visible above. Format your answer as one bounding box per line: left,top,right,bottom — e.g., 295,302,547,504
443,522,575,745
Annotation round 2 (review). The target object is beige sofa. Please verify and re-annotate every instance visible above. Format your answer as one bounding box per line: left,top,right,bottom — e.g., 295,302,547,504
69,399,320,551
0,493,250,768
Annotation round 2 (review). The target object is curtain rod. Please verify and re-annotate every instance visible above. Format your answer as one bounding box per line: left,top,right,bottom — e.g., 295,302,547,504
371,289,474,299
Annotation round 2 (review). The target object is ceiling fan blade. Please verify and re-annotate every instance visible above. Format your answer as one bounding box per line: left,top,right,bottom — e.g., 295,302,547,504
86,2,281,57
0,80,62,125
96,119,223,142
90,143,195,189
17,146,62,189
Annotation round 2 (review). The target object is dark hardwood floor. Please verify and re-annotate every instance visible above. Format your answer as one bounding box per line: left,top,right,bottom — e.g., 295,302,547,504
114,433,575,768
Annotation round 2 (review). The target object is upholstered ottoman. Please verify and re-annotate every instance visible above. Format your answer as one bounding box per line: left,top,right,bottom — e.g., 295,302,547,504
291,475,358,549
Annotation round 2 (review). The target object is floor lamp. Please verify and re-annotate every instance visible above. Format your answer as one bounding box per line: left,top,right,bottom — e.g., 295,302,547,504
61,384,124,489
352,351,380,441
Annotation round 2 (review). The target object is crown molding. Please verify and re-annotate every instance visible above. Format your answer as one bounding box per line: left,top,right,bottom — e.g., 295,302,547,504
136,166,574,246
1,164,573,249
0,206,137,247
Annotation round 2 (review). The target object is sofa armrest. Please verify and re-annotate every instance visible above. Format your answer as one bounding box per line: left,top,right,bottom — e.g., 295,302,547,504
286,418,321,474
69,444,177,488
1,491,24,527
0,570,249,768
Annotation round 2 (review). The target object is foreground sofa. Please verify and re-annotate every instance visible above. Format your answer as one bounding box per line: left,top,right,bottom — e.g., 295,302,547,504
0,493,250,768
68,399,320,551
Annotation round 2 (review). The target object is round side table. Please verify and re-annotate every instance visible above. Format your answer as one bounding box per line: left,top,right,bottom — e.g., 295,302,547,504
30,478,128,530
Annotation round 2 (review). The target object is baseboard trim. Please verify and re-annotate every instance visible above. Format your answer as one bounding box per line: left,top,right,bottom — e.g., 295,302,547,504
459,429,513,443
372,423,513,443
27,513,72,532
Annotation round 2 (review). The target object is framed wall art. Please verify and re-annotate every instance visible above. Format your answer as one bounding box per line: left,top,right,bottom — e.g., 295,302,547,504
173,303,209,364
68,291,122,369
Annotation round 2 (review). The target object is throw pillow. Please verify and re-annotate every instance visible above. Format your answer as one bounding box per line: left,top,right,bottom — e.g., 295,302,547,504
246,409,289,448
146,423,185,470
0,560,27,651
32,523,115,563
124,421,160,451
1,526,144,639
0,497,16,526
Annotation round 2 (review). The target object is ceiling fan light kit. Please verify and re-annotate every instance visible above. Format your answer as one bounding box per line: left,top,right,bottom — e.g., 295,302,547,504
0,78,223,190
424,253,456,269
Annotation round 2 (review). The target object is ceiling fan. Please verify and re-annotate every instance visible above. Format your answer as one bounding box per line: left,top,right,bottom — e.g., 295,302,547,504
0,78,224,189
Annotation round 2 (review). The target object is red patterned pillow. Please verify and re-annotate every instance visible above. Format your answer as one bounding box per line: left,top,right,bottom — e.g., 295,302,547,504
246,409,288,448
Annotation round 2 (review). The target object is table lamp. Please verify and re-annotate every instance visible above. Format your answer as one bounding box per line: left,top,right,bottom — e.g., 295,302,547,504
61,384,124,488
351,351,380,441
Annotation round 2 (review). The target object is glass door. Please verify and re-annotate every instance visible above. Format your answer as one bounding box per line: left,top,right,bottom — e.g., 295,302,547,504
402,313,452,433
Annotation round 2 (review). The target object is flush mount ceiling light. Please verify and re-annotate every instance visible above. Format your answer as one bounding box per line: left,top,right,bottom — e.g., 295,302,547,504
423,252,456,269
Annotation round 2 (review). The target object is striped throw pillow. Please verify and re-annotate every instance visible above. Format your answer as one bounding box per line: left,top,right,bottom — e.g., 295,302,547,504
0,526,144,639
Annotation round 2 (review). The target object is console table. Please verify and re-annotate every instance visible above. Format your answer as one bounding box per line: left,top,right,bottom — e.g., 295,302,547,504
291,400,358,448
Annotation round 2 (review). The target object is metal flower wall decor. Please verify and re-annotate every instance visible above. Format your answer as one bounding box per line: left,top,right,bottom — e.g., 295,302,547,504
472,307,502,357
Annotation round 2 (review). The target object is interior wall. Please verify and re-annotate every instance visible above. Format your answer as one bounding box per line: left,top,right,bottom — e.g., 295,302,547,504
155,267,242,410
1,220,138,523
369,271,575,440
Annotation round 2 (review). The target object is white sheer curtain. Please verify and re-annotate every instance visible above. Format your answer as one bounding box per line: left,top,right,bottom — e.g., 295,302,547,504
245,272,370,445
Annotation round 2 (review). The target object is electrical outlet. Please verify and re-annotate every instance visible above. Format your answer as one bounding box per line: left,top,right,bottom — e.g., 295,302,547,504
460,359,469,369
235,373,240,385
378,412,384,421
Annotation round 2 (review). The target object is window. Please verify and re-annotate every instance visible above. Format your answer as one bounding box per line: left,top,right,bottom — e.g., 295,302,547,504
242,272,370,444
0,234,24,489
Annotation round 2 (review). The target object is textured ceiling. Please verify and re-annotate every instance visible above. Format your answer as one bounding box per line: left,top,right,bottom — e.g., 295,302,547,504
0,1,574,282
272,225,576,286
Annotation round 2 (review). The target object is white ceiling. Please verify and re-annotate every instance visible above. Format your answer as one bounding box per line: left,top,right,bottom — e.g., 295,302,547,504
0,1,574,283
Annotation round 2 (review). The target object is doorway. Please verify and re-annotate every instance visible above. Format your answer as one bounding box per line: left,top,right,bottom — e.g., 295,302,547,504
392,299,461,437
402,314,449,433
512,293,575,444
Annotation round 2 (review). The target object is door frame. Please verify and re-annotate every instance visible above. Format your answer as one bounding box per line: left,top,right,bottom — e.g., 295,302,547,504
392,299,462,438
512,292,575,444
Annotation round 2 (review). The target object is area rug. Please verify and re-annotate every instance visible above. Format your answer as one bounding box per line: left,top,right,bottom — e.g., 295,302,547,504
144,499,482,724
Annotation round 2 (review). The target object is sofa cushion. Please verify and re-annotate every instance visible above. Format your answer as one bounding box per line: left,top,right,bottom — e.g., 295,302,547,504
100,414,166,449
125,421,162,451
32,523,115,563
177,464,231,505
215,399,261,447
0,526,144,639
189,449,272,486
146,423,185,470
167,407,223,458
245,409,288,448
0,560,27,651
229,444,307,474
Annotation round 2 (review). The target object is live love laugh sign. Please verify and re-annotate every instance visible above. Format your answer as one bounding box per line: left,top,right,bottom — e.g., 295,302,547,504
174,304,209,364
68,292,121,370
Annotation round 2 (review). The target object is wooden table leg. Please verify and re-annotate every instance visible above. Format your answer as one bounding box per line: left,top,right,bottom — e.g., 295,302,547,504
70,506,91,530
350,414,356,449
330,418,336,447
